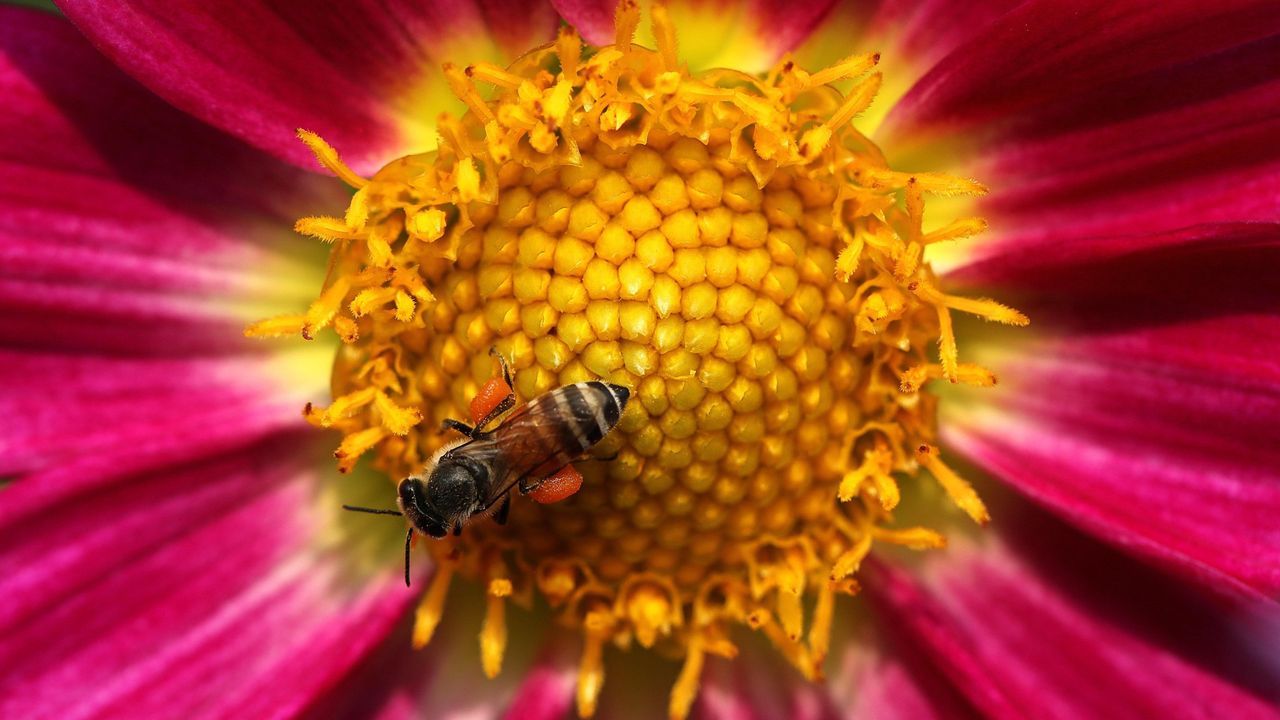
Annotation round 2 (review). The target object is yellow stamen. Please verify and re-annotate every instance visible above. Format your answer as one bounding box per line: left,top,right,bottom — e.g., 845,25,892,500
917,444,990,525
345,187,370,229
296,129,367,189
614,0,641,49
557,26,581,78
915,280,1031,326
465,62,524,90
804,52,879,88
480,578,512,678
319,387,378,426
621,579,681,648
900,362,998,393
243,313,308,339
373,391,422,435
443,63,495,124
669,634,705,720
304,276,352,338
577,611,611,718
831,532,873,580
924,217,988,244
295,216,358,242
333,426,387,473
870,525,948,549
651,0,679,71
825,72,883,132
412,559,455,648
808,579,857,668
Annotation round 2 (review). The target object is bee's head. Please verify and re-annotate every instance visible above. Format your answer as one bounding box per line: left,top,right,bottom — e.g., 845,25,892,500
396,476,448,538
398,458,484,538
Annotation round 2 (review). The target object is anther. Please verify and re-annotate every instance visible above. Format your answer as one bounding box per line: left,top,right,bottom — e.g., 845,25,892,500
577,610,612,718
804,53,879,88
917,444,990,525
296,129,368,188
481,577,513,678
333,426,388,473
614,0,641,49
294,216,358,242
413,560,456,648
651,0,679,71
669,634,705,720
466,62,524,89
444,63,496,124
557,26,582,78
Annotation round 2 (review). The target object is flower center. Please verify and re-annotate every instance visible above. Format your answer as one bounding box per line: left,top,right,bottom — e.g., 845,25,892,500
249,3,1026,716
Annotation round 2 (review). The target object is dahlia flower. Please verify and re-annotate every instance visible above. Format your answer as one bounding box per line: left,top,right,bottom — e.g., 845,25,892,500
2,0,1278,717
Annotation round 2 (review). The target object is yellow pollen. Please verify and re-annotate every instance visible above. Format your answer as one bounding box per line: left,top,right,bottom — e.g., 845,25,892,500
251,4,1026,716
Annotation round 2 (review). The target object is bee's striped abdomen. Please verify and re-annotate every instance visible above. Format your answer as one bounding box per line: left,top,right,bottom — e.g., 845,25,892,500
553,381,629,451
487,381,632,488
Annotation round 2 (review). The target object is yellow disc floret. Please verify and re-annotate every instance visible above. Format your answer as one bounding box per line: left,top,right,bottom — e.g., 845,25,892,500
248,2,1026,717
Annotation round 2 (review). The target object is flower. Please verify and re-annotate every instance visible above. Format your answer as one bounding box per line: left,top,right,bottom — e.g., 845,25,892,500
2,0,1278,718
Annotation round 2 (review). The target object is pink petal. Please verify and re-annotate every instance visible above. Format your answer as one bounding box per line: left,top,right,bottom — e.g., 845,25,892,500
305,596,566,719
0,350,317,482
501,641,578,720
944,222,1279,332
1,6,337,354
1,6,337,221
942,312,1280,597
867,541,1280,720
972,38,1280,245
827,627,978,720
0,442,413,718
882,0,1280,145
552,0,838,72
54,0,558,174
695,647,837,720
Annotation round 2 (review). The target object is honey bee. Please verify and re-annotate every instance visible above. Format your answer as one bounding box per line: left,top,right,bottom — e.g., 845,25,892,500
345,349,630,585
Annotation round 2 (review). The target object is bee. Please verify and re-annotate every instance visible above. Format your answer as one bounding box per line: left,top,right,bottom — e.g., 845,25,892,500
345,349,630,585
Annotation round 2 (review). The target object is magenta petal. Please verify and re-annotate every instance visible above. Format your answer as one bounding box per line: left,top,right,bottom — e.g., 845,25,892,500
970,38,1280,242
302,599,558,719
0,441,413,718
0,351,312,481
1,6,337,220
501,642,577,720
867,546,1280,720
942,312,1280,596
1,6,337,354
695,647,837,720
54,0,558,174
944,223,1280,331
827,627,978,720
884,0,1280,142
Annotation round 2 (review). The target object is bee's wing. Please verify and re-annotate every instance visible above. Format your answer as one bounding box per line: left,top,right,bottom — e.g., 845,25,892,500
478,396,586,510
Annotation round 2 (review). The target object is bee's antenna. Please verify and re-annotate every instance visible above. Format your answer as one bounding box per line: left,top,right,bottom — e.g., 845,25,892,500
342,504,403,517
404,527,414,587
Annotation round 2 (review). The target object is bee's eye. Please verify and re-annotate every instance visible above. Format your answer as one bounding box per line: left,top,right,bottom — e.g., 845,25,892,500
399,477,424,507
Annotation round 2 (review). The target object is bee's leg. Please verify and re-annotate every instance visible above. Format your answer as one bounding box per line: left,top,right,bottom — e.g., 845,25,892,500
474,391,516,432
518,475,539,495
493,495,511,525
441,418,475,437
593,450,620,462
490,346,514,388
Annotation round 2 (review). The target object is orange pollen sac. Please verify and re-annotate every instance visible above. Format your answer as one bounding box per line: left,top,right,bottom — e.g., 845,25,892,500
247,2,1026,716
